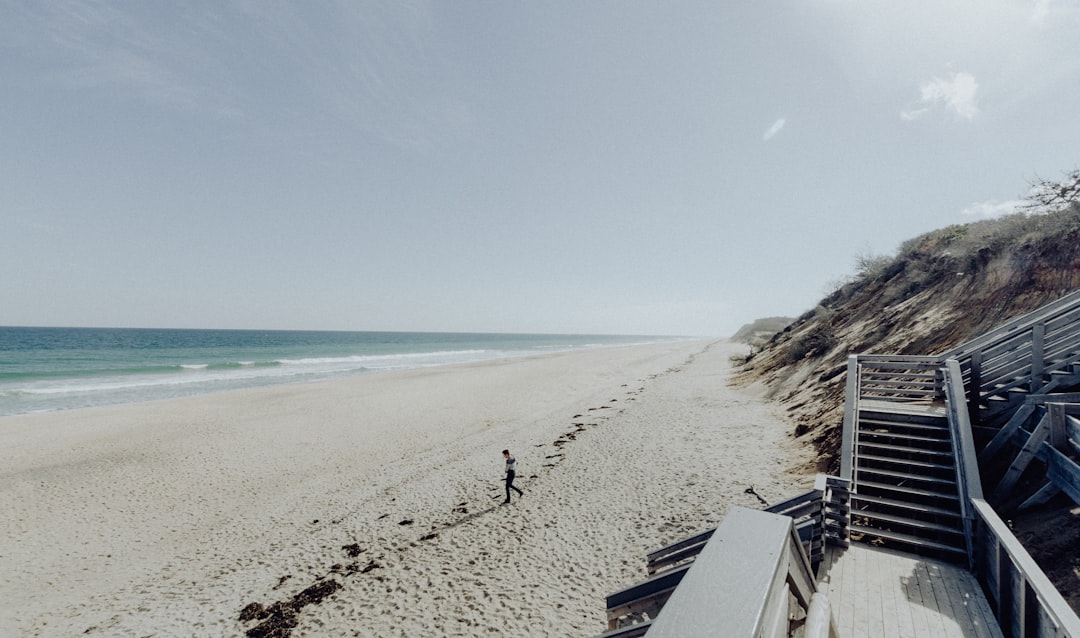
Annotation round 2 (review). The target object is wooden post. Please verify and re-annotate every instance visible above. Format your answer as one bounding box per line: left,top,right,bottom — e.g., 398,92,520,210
1048,402,1067,451
1030,324,1045,392
968,350,983,426
840,356,859,481
990,414,1049,503
1047,446,1080,507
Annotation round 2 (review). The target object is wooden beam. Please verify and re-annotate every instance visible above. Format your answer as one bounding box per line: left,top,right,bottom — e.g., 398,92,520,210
979,403,1036,464
1049,402,1067,451
1030,323,1045,392
1016,482,1061,512
990,414,1049,503
969,350,983,421
840,356,859,480
971,498,1080,637
643,508,817,638
1022,392,1080,406
1047,446,1080,507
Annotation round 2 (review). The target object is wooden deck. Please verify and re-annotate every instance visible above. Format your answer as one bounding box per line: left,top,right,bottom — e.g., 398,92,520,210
818,543,1003,638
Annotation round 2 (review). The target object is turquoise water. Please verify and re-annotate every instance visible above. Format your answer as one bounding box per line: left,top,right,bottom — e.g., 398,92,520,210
0,327,671,416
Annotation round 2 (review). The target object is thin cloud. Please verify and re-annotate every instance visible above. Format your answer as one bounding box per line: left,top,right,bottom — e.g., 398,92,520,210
762,118,786,141
12,3,242,120
961,199,1024,219
1030,0,1052,26
901,71,979,121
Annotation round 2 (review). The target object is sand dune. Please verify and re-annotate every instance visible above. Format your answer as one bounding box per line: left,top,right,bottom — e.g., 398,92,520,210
0,339,814,637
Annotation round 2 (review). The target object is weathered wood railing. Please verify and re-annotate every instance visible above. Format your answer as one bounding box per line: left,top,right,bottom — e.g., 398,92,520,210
853,355,942,403
971,498,1080,638
641,507,837,638
943,359,981,566
937,288,1080,422
985,401,1080,511
604,476,849,637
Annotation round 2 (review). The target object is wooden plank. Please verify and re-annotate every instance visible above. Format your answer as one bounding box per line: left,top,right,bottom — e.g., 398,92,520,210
1022,392,1080,406
990,414,1049,502
594,620,653,638
646,528,714,565
1017,481,1061,512
1031,323,1046,391
1049,403,1068,451
886,550,917,638
841,356,859,480
1046,445,1080,507
979,403,1037,464
873,548,902,638
860,400,948,417
904,551,934,637
606,564,689,611
938,289,1080,359
837,546,856,636
971,498,1080,637
1072,416,1080,458
644,507,816,638
919,560,957,637
937,557,993,638
969,351,984,420
853,541,870,638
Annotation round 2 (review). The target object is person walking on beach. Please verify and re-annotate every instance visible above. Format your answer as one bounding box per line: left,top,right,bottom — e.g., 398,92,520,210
502,449,523,504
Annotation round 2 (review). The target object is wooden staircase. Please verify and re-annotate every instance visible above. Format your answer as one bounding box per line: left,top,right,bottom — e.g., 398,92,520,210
840,288,1080,565
850,406,968,562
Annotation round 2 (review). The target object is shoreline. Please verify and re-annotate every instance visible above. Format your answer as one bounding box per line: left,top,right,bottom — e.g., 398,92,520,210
1,339,814,636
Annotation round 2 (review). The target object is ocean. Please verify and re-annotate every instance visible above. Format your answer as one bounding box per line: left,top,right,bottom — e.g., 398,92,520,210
0,327,672,417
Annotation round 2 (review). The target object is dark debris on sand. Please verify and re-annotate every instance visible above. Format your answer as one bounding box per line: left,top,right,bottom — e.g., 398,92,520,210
240,579,342,638
341,543,364,558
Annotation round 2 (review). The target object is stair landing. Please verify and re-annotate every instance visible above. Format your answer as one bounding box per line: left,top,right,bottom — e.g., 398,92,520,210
860,399,948,418
818,543,1002,638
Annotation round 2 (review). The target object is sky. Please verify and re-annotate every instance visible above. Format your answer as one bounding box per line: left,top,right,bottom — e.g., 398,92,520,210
2,1,1079,337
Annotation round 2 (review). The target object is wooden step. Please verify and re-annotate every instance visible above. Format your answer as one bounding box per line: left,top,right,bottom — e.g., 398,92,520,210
850,493,960,518
857,480,960,502
855,466,958,488
852,509,964,536
849,524,967,557
856,441,954,458
858,418,950,436
857,454,956,472
858,410,948,426
857,430,954,446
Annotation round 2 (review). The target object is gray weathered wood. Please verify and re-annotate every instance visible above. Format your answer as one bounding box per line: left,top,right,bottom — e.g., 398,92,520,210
1050,403,1068,451
817,544,1003,638
971,498,1080,637
938,288,1080,359
644,507,816,638
1016,482,1061,512
841,355,859,480
1023,393,1080,406
1047,445,1080,507
991,414,1049,502
979,404,1036,464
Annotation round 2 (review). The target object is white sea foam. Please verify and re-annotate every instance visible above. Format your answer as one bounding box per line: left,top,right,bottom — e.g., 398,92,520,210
0,332,678,416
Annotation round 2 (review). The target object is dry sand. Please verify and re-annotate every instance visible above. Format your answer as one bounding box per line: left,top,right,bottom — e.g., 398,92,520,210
1,339,815,637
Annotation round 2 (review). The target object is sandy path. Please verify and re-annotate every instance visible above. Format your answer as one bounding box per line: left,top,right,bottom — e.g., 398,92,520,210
0,339,814,637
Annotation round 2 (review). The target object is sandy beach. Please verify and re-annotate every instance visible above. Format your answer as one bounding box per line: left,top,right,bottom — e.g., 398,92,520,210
1,339,815,637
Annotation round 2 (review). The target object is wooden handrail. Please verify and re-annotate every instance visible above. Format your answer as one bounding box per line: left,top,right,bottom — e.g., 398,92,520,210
937,288,1080,360
643,507,828,638
840,355,859,480
942,359,983,569
971,498,1080,637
